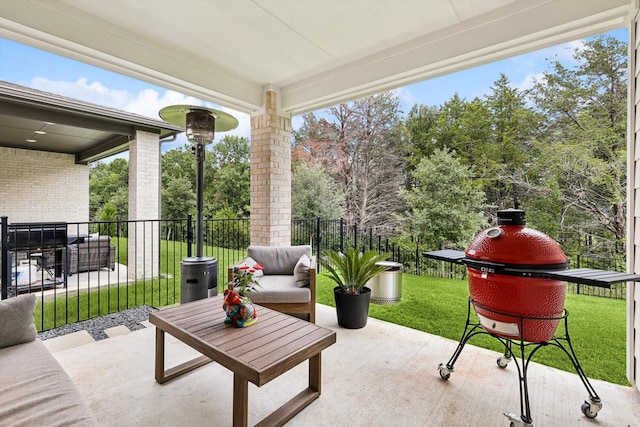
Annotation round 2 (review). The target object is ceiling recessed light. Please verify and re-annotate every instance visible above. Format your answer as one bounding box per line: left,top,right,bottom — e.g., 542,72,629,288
35,130,46,135
26,139,36,143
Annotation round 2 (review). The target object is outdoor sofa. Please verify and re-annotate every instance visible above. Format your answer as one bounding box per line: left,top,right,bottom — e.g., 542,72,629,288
0,294,99,426
65,234,116,275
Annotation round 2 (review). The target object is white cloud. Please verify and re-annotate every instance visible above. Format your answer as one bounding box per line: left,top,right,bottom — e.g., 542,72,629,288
517,71,545,92
30,77,130,109
393,87,419,111
520,39,583,67
123,88,200,120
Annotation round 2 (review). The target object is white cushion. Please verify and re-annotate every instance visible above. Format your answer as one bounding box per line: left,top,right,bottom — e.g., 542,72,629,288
247,245,311,275
248,276,311,303
294,254,311,287
0,294,36,349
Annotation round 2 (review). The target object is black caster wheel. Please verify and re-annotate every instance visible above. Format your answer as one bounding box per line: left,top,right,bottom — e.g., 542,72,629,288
581,402,598,419
497,356,510,369
438,363,452,380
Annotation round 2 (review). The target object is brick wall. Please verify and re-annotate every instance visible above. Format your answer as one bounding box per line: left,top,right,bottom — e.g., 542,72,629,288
250,90,292,245
0,147,89,223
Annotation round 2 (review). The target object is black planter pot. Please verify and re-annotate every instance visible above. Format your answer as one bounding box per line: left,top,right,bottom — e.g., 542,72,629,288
333,286,371,329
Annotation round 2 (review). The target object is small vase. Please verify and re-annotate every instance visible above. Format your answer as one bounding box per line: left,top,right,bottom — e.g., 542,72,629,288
222,285,258,328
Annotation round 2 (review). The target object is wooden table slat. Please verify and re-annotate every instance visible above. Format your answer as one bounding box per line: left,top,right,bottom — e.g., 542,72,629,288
199,311,293,347
229,322,320,362
252,329,336,374
219,319,308,354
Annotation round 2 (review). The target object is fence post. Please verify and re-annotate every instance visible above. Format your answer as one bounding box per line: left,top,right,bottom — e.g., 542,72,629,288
1,216,8,299
315,217,321,260
576,254,581,295
339,218,344,253
415,241,419,275
353,223,358,251
186,214,193,258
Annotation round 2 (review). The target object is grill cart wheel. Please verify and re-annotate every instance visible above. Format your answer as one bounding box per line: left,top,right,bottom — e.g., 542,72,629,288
581,398,602,419
504,411,533,427
437,363,452,380
496,356,511,369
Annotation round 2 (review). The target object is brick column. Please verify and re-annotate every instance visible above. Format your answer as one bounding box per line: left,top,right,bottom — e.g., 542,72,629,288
128,129,160,279
250,90,292,245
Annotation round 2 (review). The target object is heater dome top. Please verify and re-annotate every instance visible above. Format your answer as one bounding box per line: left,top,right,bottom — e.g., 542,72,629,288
159,105,238,132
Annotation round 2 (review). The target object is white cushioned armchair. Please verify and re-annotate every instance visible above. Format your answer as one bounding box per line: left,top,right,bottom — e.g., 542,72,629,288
228,245,316,323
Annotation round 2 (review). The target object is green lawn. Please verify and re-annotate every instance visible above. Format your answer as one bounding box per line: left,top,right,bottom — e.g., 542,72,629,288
316,273,629,386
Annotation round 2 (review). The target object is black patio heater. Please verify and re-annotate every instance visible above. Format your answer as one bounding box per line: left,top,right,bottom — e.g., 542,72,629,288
159,105,238,303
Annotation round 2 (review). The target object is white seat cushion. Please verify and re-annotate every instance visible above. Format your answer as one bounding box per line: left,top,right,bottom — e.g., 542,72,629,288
248,275,311,304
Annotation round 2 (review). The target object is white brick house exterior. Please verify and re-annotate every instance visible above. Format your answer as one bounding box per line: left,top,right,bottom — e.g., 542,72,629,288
0,147,88,223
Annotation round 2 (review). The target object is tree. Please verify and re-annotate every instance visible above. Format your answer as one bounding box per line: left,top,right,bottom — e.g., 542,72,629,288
402,148,486,249
402,80,541,213
162,176,196,220
205,135,251,217
293,92,406,235
481,74,543,209
160,175,196,242
402,104,440,171
161,145,195,189
291,162,344,219
523,35,627,254
160,136,251,219
211,206,249,249
89,158,129,220
95,202,117,236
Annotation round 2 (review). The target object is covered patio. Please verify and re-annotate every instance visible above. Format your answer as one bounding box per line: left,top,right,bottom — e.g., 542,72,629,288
2,1,640,425
46,304,640,426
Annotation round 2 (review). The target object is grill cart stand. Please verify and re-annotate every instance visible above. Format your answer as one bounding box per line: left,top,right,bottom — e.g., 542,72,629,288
437,298,602,427
425,248,640,427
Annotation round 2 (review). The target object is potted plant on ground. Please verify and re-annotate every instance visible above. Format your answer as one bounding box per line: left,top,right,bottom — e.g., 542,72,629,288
321,248,389,329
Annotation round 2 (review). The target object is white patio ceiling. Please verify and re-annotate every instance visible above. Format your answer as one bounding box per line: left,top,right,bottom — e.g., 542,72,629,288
0,0,631,116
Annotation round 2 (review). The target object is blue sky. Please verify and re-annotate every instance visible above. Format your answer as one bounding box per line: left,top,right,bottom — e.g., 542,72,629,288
0,27,628,157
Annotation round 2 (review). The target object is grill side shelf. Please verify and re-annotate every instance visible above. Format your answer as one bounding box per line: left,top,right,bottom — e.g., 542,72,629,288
423,250,640,288
422,250,466,263
538,269,640,288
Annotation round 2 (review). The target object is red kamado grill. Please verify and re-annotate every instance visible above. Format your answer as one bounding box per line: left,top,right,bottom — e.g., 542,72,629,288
423,208,640,426
465,208,567,342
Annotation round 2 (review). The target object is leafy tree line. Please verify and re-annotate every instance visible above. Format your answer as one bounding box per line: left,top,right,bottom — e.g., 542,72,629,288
90,34,626,258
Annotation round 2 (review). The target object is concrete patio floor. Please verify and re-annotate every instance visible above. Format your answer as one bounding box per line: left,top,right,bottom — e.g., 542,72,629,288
48,304,640,427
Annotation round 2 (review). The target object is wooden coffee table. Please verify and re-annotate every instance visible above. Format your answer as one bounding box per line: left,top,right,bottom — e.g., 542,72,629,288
149,296,336,427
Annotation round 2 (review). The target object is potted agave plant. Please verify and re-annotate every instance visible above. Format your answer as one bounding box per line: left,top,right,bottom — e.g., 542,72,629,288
321,248,389,329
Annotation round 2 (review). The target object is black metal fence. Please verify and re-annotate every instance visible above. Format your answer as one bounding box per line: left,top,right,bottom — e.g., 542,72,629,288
0,216,629,331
